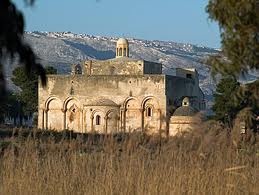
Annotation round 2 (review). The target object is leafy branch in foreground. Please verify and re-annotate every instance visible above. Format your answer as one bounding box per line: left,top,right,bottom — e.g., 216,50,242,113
0,0,46,100
206,0,259,76
207,0,259,130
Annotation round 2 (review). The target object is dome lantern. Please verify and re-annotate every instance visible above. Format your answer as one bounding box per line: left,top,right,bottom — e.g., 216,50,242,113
116,38,129,58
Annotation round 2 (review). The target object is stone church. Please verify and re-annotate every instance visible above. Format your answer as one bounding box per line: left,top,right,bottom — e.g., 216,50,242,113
38,38,205,136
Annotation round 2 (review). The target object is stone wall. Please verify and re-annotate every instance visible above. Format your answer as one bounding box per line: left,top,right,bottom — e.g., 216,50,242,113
83,58,162,76
169,116,201,136
38,75,167,134
166,75,205,110
143,61,162,74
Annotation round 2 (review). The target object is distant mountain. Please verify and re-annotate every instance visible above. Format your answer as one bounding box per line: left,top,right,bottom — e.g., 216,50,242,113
4,31,258,111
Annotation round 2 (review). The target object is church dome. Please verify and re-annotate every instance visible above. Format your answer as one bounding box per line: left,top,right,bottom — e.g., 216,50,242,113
116,38,128,46
173,106,198,116
116,38,129,58
173,97,198,116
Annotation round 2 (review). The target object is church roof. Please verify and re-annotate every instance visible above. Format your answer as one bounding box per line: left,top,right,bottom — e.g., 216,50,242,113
110,56,140,62
117,38,128,45
173,106,198,116
86,99,119,107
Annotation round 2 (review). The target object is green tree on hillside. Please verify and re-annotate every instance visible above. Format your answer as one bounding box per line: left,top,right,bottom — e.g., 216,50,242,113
0,91,21,124
12,66,57,117
213,77,259,129
212,77,241,126
235,80,259,131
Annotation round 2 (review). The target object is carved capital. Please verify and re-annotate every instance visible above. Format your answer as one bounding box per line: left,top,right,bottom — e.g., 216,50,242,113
139,108,144,112
120,108,126,112
61,108,67,113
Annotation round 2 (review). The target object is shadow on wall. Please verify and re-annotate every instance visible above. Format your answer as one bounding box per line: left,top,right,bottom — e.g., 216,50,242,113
63,40,115,60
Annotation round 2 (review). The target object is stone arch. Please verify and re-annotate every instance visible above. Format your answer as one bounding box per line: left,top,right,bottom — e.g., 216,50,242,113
45,97,63,130
63,97,81,111
45,96,61,109
142,97,161,133
106,109,119,133
91,109,106,133
124,97,141,132
141,96,160,109
119,48,122,56
64,97,81,131
75,64,82,74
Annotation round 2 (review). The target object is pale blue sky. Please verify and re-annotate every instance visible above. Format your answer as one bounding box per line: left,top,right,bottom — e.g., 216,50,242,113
14,0,221,48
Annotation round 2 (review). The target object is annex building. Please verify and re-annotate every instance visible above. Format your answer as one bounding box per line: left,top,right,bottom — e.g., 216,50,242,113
38,38,205,136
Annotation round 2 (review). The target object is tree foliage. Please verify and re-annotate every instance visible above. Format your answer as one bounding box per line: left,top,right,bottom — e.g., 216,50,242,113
207,0,259,130
12,66,57,116
0,91,20,123
212,77,241,126
0,0,46,101
213,77,259,129
235,80,259,130
206,0,259,76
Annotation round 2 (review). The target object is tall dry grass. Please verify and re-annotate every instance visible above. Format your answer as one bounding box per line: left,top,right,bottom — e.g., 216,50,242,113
0,122,258,195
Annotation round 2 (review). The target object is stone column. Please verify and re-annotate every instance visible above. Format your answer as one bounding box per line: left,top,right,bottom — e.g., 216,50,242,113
157,109,162,133
45,109,49,130
140,108,144,132
42,109,45,129
117,116,120,133
119,109,123,132
62,108,67,130
80,109,84,133
104,116,108,134
121,108,126,132
90,115,94,132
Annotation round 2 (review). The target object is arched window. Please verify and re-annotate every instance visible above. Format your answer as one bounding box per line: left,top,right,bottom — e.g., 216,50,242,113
146,107,152,117
96,115,101,125
75,64,82,74
119,48,122,56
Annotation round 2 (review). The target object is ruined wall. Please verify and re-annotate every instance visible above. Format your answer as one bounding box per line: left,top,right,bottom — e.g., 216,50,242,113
143,61,162,74
169,116,202,136
38,75,167,134
166,75,205,111
83,58,162,76
83,58,144,75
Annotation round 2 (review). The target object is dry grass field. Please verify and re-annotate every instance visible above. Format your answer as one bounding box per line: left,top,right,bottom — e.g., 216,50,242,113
0,122,258,195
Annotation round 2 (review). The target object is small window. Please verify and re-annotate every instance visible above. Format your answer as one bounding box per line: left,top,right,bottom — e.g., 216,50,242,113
96,115,101,125
75,64,82,74
146,107,152,117
186,74,192,79
124,48,127,56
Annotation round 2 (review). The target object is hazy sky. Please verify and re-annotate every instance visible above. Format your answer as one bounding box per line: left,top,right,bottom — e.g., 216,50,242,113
14,0,221,48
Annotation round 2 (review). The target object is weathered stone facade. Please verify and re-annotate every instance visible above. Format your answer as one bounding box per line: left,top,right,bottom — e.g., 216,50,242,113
38,38,205,136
